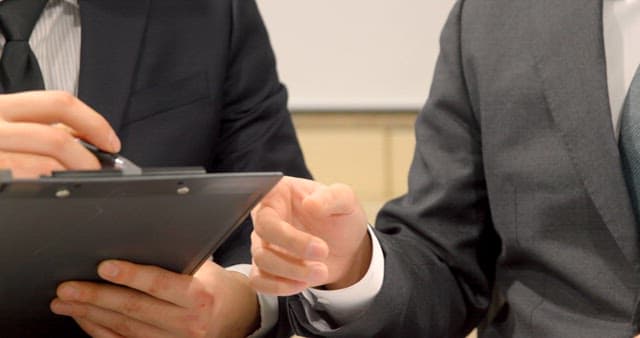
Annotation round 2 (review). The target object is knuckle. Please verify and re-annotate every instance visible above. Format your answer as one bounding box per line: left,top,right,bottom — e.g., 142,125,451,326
248,269,272,293
283,230,302,251
192,288,215,310
84,116,107,135
50,91,78,108
46,160,62,173
250,205,260,220
112,319,135,337
40,157,61,173
252,254,268,271
332,182,351,192
68,302,89,318
179,298,213,337
252,213,267,236
180,314,210,338
335,183,355,199
250,230,259,243
248,267,261,285
120,297,143,315
287,262,307,279
147,271,173,295
250,243,264,261
75,284,96,303
184,322,208,338
45,130,73,155
253,249,281,276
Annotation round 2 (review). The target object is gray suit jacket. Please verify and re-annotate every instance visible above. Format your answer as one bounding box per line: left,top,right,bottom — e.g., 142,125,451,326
285,0,640,336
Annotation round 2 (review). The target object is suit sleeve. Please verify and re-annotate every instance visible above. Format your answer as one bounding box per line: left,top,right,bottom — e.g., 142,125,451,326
285,1,500,336
211,0,311,268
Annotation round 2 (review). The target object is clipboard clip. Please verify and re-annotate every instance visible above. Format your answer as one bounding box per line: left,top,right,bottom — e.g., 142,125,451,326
78,140,143,176
0,142,205,181
0,169,11,185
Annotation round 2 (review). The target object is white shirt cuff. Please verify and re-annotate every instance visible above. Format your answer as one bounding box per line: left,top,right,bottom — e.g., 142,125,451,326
226,264,279,337
301,226,384,327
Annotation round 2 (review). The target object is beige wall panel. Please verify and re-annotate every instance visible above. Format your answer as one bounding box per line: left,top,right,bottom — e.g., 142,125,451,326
389,127,416,198
296,127,386,203
362,200,388,224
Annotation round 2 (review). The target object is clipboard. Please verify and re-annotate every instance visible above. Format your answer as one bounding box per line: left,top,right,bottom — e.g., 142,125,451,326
0,168,281,330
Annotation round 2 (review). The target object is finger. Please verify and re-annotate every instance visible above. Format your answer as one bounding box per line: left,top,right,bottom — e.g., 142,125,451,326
252,207,329,261
282,175,323,196
303,183,360,217
254,176,319,218
0,151,65,178
0,122,100,169
51,123,78,135
51,123,77,136
96,260,197,308
74,318,123,338
0,91,120,152
55,281,182,331
251,232,328,285
248,266,308,296
50,299,170,338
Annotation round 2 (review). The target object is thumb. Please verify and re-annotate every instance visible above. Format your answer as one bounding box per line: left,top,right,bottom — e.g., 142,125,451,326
302,183,360,218
193,259,219,279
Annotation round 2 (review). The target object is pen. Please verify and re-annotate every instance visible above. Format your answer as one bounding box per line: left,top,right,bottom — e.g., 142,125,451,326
77,139,143,176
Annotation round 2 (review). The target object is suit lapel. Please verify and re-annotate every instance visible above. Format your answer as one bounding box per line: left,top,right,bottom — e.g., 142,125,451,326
77,0,150,132
532,0,639,266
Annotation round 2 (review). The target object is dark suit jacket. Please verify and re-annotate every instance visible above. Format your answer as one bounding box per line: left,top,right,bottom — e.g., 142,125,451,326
4,0,309,337
287,0,640,337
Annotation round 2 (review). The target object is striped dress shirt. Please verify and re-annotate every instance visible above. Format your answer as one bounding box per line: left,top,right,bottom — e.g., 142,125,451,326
0,0,80,94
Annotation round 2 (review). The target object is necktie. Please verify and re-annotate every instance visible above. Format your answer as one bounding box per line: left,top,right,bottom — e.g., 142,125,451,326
0,0,48,93
619,65,640,218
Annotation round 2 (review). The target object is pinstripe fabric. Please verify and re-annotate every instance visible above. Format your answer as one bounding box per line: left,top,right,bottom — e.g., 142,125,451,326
0,0,79,94
619,65,640,220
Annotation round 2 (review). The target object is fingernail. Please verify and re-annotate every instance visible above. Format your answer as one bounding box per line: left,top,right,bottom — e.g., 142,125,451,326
308,263,327,284
99,261,119,278
51,300,73,315
109,133,121,152
59,285,79,300
306,239,327,260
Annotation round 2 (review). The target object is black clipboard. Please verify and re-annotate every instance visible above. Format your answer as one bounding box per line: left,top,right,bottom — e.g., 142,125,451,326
0,168,281,330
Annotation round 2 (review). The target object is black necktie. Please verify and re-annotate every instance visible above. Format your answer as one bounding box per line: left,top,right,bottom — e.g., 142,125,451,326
0,0,48,93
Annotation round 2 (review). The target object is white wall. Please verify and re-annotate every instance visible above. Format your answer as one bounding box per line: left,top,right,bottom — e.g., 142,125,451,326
256,0,456,111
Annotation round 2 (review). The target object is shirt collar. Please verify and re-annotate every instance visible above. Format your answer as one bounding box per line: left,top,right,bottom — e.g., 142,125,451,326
0,0,80,8
63,0,80,8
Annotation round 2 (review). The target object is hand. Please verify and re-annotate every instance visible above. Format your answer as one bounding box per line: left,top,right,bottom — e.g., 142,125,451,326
50,260,260,338
0,91,120,178
250,176,372,296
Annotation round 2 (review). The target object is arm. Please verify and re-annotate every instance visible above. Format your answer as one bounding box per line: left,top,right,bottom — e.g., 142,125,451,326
251,1,499,336
211,0,311,267
51,260,260,338
52,1,309,336
0,91,119,177
211,0,309,179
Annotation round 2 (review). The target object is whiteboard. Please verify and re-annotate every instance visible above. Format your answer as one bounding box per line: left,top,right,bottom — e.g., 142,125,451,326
256,0,456,111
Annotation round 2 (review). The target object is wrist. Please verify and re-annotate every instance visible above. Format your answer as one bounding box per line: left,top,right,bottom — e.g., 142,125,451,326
325,231,372,290
226,271,261,337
